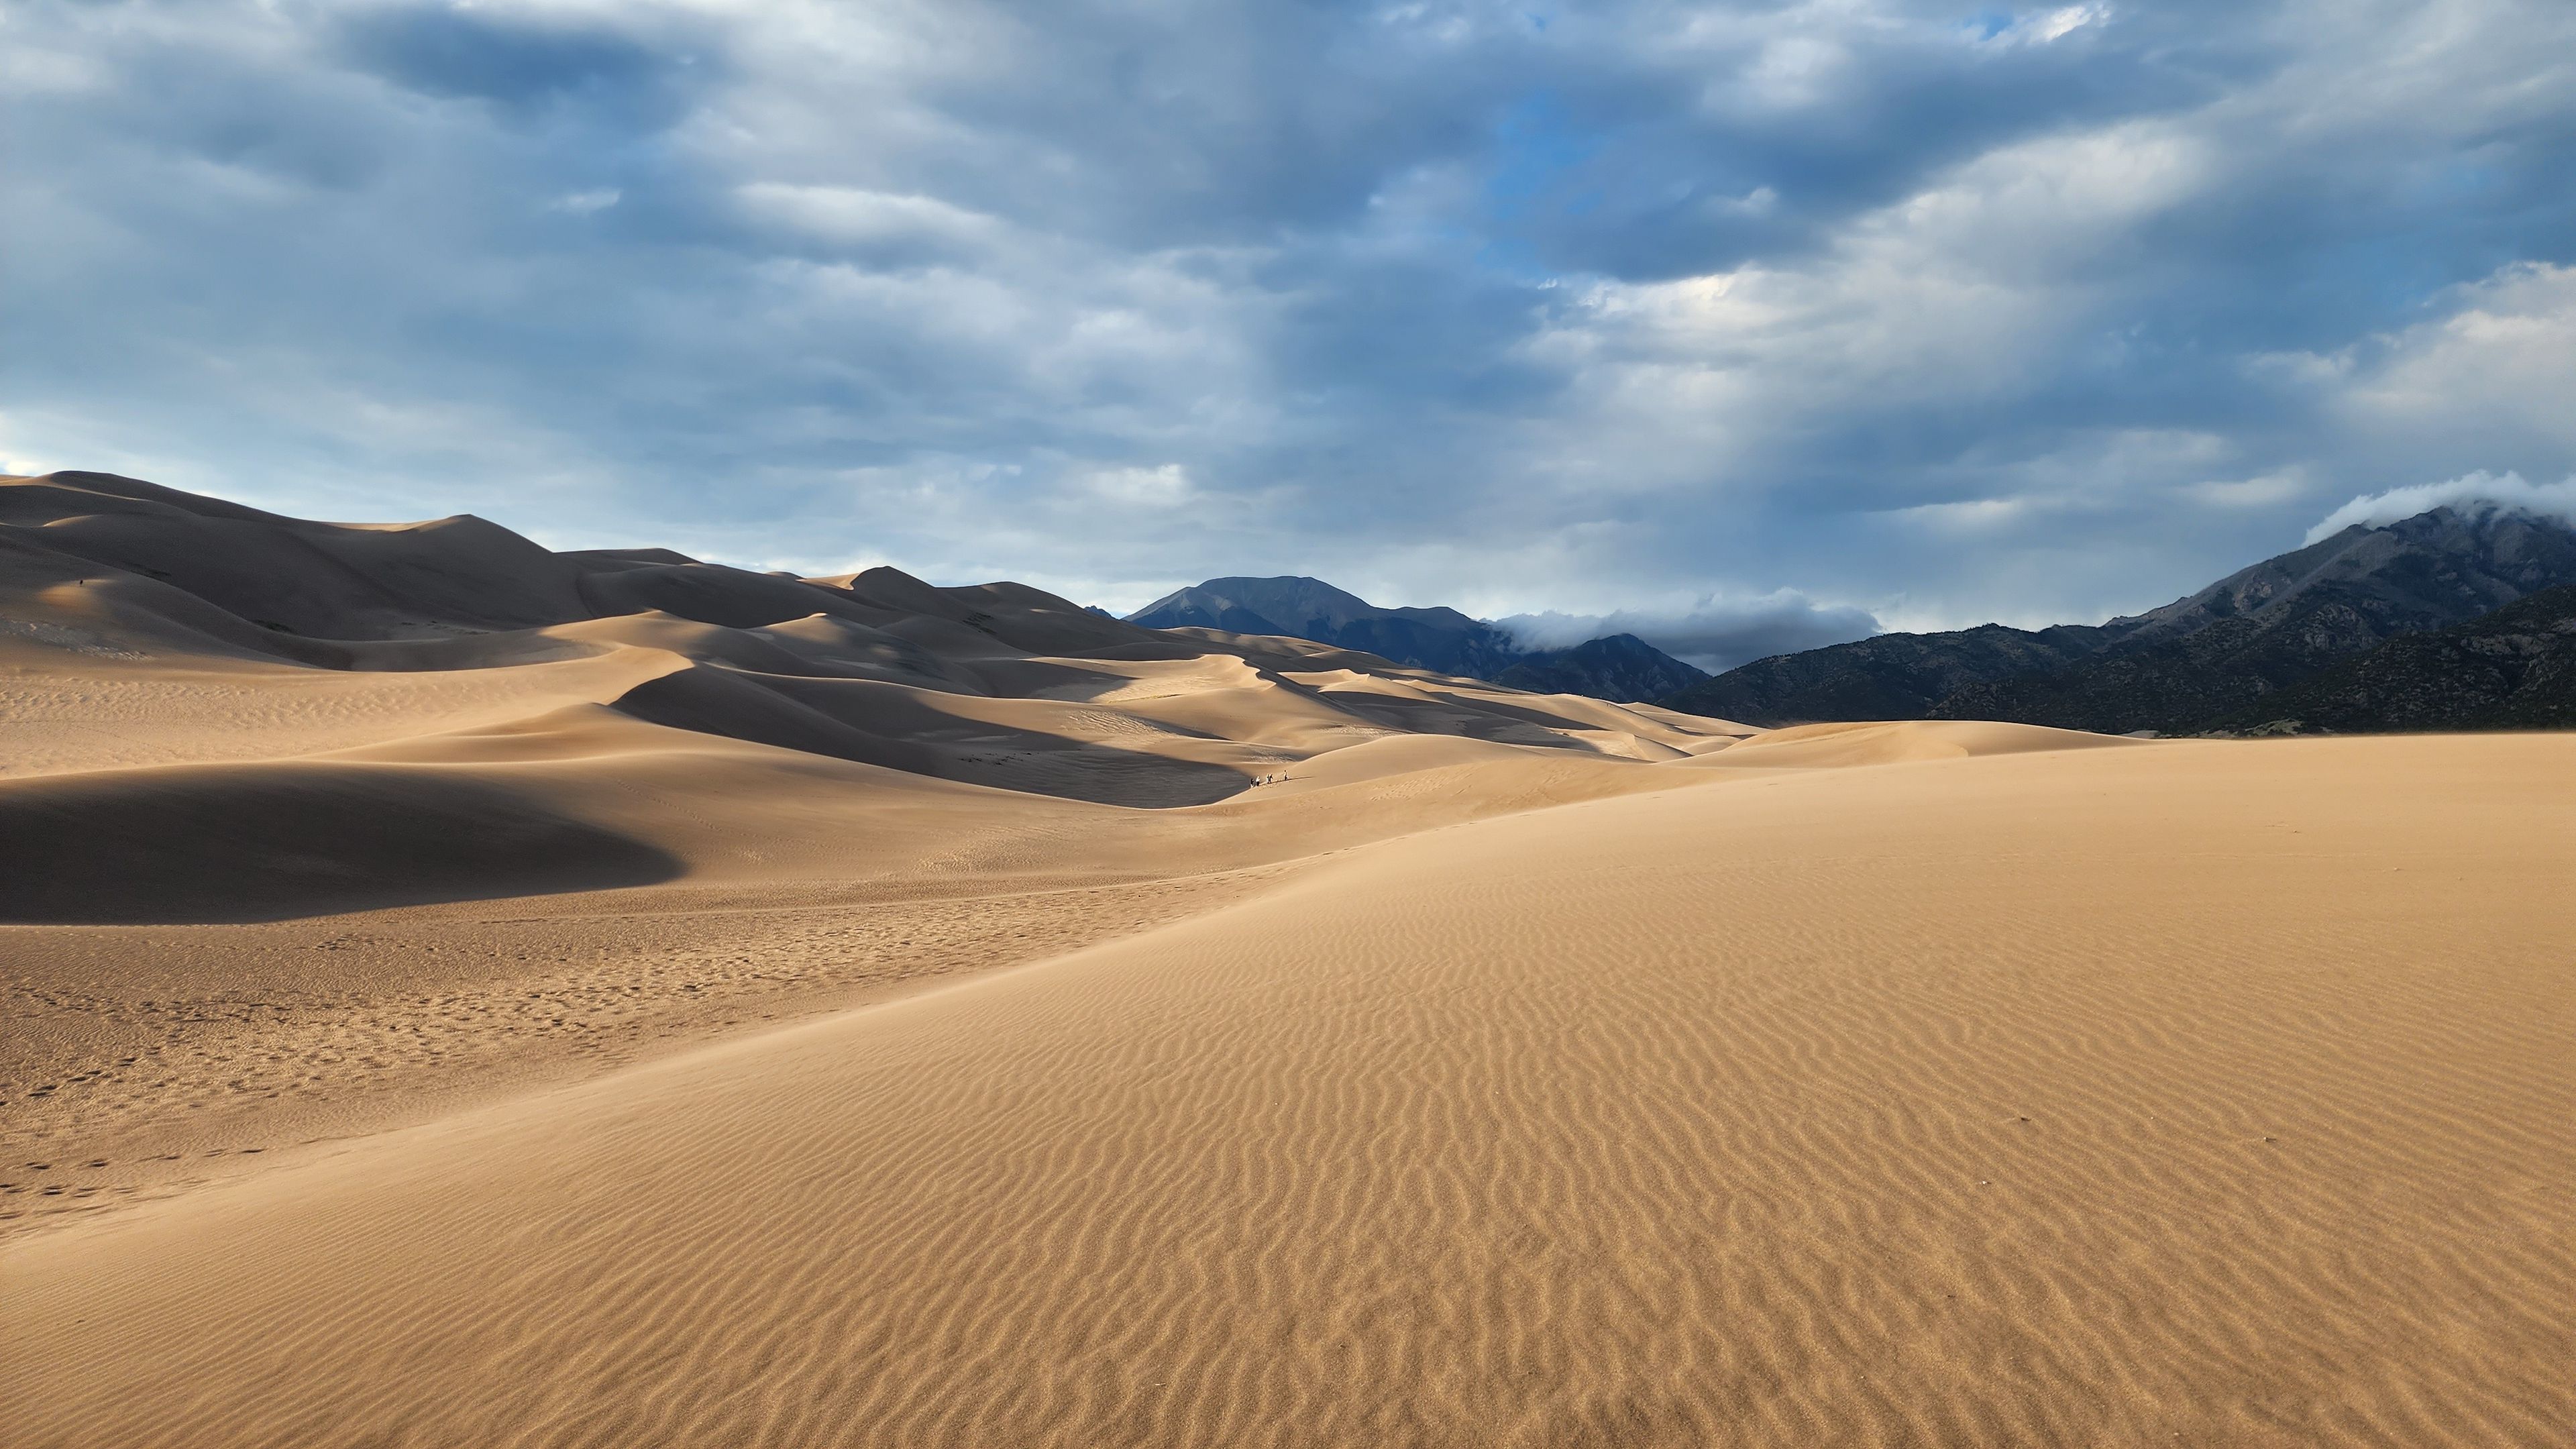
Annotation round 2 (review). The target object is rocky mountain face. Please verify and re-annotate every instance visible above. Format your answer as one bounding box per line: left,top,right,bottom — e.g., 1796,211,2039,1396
1660,506,2576,733
1492,634,1707,702
2202,582,2576,734
2105,507,2576,646
1129,576,1706,701
1130,576,1525,678
1652,623,2105,726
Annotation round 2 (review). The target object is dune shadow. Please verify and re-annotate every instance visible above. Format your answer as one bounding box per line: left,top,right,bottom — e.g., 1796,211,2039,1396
1280,684,1593,749
1402,686,1613,733
0,762,683,924
964,657,1148,700
612,664,1251,808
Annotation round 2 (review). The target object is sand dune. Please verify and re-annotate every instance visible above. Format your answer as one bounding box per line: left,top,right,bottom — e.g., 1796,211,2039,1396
1682,717,2133,768
3,470,1736,924
2,470,1733,1214
9,735,2572,1447
5,471,2571,1446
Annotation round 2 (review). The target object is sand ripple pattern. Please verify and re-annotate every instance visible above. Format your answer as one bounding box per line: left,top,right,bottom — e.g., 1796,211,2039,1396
7,737,2573,1446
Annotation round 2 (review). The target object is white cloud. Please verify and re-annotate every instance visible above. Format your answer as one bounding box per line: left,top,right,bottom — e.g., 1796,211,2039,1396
1084,463,1195,506
737,182,998,252
2186,468,2310,509
2307,470,2576,543
2333,262,2576,455
2004,6,2112,47
1496,590,1880,673
1508,118,2206,511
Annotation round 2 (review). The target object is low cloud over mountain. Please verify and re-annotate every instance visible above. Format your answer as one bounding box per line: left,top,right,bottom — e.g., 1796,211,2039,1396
2308,472,2576,544
1128,576,1709,701
1495,594,1881,674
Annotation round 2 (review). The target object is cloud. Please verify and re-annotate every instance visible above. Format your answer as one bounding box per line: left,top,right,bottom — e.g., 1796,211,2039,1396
737,183,1000,262
330,3,690,124
5,0,2575,633
2321,263,2576,469
1983,6,2115,48
1496,592,1881,673
2307,470,2576,543
1084,463,1196,507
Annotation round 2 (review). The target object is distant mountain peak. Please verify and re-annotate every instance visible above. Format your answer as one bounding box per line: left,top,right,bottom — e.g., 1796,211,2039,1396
1660,504,2576,733
1128,575,1705,702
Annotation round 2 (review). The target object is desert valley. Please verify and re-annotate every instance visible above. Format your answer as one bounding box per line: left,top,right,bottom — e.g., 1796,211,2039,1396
3,469,2571,1446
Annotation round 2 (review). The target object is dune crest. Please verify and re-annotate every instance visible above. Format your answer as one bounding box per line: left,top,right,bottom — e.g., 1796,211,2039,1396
1689,718,2135,768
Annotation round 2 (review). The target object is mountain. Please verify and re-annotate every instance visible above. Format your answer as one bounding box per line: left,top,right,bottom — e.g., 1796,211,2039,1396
1128,576,1525,679
2200,582,2576,734
1929,508,2576,733
1661,506,2576,733
1128,575,1706,700
1652,623,2106,726
1492,633,1709,701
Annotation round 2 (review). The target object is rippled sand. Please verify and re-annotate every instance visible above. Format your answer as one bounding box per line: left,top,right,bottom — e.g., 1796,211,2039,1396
10,731,2571,1448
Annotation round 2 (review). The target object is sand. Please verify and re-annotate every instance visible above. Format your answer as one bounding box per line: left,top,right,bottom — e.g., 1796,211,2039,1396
5,472,2572,1446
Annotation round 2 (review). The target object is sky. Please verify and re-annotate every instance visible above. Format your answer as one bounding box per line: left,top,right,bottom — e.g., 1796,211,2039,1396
7,0,2574,668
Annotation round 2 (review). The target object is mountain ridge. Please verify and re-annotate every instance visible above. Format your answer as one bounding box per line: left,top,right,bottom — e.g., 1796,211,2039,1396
2202,582,2576,734
1128,575,1707,702
1661,506,2576,734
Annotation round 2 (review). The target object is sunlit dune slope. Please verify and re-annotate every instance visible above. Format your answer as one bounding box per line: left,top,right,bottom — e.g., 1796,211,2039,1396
7,733,2571,1448
1,470,1743,921
1682,717,2136,768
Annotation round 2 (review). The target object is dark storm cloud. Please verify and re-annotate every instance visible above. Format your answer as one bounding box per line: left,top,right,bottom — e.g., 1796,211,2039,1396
334,5,682,117
7,0,2574,629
